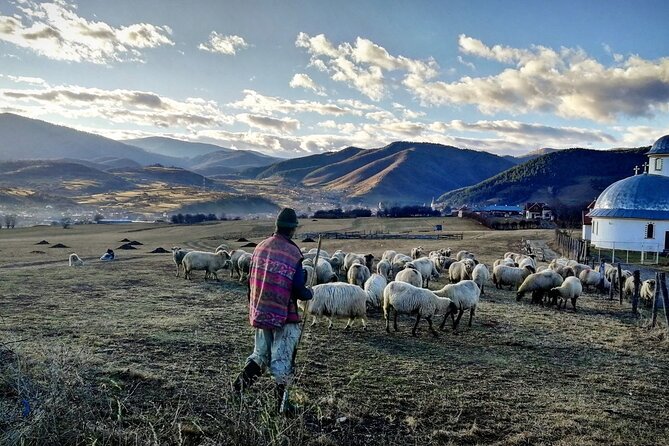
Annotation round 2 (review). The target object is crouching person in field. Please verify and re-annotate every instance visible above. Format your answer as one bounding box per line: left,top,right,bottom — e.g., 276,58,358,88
232,208,313,415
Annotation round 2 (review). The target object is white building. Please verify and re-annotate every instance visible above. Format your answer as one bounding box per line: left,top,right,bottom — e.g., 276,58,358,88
588,135,669,253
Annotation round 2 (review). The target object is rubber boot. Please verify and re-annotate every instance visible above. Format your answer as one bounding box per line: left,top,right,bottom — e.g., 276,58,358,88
276,384,299,416
232,360,262,393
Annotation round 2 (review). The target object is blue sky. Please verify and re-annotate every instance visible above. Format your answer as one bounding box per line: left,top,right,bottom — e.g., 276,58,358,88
1,0,668,157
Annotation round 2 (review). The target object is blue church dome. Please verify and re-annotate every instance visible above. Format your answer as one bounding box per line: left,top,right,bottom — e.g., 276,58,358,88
589,173,669,220
648,134,669,155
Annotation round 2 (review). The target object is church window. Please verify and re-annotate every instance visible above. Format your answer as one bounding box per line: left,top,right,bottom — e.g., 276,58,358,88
655,158,663,171
645,223,655,239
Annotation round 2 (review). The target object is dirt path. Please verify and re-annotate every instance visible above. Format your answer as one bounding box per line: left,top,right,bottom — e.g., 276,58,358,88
526,239,559,262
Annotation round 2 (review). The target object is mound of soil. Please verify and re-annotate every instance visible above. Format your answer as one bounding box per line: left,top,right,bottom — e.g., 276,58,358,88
35,240,50,245
236,237,249,242
50,243,69,248
30,250,46,254
118,243,137,250
240,242,257,248
129,240,143,246
119,238,131,242
302,237,315,243
150,247,170,253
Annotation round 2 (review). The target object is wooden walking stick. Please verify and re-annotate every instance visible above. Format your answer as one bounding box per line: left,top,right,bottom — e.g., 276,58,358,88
281,235,321,414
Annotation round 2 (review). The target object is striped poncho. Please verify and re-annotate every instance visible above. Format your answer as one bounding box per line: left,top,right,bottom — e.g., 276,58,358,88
248,233,303,329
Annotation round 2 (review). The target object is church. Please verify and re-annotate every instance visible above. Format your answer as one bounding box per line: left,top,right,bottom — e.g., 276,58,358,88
586,135,669,255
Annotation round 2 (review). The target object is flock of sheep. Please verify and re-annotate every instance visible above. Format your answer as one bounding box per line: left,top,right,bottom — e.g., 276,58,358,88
167,243,655,337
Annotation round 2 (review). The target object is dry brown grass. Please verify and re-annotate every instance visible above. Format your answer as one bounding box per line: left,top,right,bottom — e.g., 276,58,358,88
1,218,668,445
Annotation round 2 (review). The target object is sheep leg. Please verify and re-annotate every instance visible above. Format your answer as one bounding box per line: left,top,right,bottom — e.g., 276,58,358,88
412,314,421,337
571,297,578,311
345,318,353,329
327,318,333,329
385,310,391,333
310,316,317,326
361,317,368,331
175,264,180,277
393,311,399,332
426,316,439,337
468,308,475,327
453,309,464,330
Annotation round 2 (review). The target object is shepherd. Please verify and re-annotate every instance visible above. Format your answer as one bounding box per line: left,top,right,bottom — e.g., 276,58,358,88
232,207,313,414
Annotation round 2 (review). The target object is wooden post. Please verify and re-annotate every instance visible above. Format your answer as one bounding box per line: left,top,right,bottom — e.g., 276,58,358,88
609,273,614,300
618,263,623,305
652,272,661,328
632,270,640,314
661,273,669,333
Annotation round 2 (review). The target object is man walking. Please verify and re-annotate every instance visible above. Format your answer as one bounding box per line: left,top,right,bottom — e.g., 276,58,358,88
233,208,312,414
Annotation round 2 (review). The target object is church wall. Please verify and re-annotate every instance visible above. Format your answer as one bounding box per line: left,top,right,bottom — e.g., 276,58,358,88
582,224,591,241
591,217,669,251
649,155,669,177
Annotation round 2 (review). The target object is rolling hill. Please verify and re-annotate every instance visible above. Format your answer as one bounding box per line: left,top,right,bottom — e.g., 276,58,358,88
124,136,232,158
438,147,649,208
188,149,279,177
0,113,183,167
248,142,514,205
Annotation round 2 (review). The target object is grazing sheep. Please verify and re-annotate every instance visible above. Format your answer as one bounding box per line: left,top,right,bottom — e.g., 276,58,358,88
68,253,84,267
518,257,536,271
215,244,229,253
364,273,387,307
411,246,425,259
623,274,643,300
383,281,456,337
376,259,393,281
547,276,582,310
433,280,480,329
327,256,342,276
171,247,189,277
344,252,374,273
493,257,516,268
237,252,253,281
395,267,423,288
449,259,475,283
229,249,249,279
308,248,330,258
301,283,369,329
579,269,610,293
303,265,315,287
347,263,371,288
456,250,476,262
516,270,563,303
182,250,232,281
330,250,346,274
381,250,397,262
571,263,592,279
391,254,413,278
472,263,490,295
492,265,535,290
407,257,440,288
640,279,656,307
316,258,339,284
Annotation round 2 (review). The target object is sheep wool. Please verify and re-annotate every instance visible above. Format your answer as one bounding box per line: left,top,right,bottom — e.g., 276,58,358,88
383,281,455,337
433,280,480,329
303,282,369,329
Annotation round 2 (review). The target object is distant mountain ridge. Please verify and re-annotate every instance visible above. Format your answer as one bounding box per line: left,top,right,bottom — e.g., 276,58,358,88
438,147,649,208
124,136,233,158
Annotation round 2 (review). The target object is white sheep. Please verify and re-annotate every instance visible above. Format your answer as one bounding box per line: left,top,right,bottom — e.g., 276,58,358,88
302,283,369,329
433,280,480,330
303,265,315,287
579,269,610,293
182,250,232,281
411,246,424,259
364,273,387,307
376,259,393,281
472,263,490,295
449,259,475,283
493,257,516,268
640,279,656,307
344,252,374,273
347,263,371,288
383,281,455,337
307,248,330,258
547,276,582,310
68,253,84,267
316,258,339,284
518,256,536,271
570,263,592,279
391,253,413,278
330,250,346,274
395,267,423,288
407,257,440,288
229,249,248,279
516,270,563,303
237,252,253,281
455,250,476,261
171,247,188,277
492,265,535,290
381,250,397,262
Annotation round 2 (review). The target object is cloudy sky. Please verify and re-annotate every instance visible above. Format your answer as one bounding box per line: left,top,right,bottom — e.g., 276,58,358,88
1,0,668,157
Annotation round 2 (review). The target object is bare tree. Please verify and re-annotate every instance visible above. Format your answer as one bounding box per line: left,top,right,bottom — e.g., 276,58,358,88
61,217,72,229
4,214,17,229
93,213,104,223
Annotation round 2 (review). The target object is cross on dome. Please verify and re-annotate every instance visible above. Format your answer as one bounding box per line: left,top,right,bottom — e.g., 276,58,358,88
633,165,640,175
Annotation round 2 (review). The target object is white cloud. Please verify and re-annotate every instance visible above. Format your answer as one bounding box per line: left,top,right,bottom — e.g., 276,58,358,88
236,113,300,133
1,74,47,85
0,84,233,128
0,0,173,64
457,55,475,70
405,35,669,123
229,89,362,116
295,32,437,101
198,32,248,55
289,73,327,96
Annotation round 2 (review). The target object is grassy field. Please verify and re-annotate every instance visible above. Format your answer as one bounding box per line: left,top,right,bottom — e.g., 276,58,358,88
1,218,668,445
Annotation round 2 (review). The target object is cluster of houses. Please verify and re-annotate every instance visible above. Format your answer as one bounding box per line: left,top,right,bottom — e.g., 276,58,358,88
453,202,554,220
